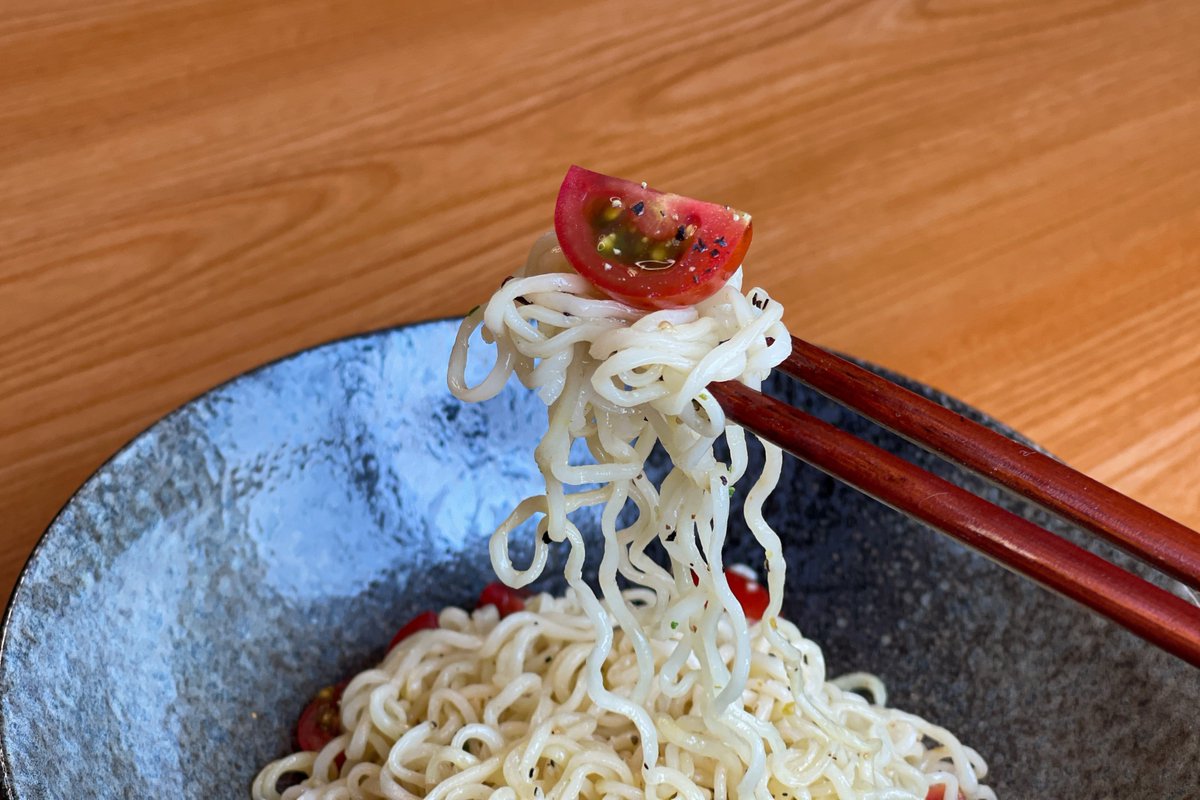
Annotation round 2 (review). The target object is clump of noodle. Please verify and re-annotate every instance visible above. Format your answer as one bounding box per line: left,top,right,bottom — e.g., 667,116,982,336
254,591,991,800
253,233,994,800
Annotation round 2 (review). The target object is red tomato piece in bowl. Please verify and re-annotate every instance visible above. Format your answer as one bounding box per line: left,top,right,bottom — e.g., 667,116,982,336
724,567,770,621
553,166,753,310
388,610,439,650
295,681,346,752
476,581,529,617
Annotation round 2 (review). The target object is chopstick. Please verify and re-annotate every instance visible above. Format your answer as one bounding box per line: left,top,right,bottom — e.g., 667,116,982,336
708,353,1200,668
779,335,1200,590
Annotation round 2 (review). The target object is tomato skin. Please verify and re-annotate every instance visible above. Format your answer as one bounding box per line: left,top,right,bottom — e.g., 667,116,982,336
925,787,965,800
553,166,753,310
295,681,346,752
388,610,439,650
724,568,770,621
689,567,771,621
476,581,529,617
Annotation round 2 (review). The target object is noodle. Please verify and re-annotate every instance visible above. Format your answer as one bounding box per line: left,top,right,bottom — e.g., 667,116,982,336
253,233,995,800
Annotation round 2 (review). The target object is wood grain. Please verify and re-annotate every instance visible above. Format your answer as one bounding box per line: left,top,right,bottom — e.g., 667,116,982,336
1,0,1197,601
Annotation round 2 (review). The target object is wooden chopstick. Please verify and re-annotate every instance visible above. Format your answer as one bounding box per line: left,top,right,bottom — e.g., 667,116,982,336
709,379,1200,668
779,336,1200,590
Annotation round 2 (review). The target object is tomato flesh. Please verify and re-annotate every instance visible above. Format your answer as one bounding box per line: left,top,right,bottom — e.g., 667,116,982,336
925,787,965,800
388,610,439,650
554,166,753,309
724,568,770,621
476,581,529,617
295,681,346,752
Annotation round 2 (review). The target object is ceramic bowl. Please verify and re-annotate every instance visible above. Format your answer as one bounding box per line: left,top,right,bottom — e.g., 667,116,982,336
2,319,1195,798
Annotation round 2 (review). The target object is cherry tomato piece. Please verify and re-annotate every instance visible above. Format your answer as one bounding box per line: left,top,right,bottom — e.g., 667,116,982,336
554,166,753,310
388,610,439,650
476,581,529,617
925,787,965,800
724,568,770,621
295,681,346,752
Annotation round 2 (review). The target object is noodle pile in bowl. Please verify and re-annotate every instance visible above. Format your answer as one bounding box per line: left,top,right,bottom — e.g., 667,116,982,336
253,233,994,800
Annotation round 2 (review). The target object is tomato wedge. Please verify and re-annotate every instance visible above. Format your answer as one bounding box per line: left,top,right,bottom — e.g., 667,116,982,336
724,567,770,621
295,681,346,752
689,567,771,621
553,166,753,310
388,610,439,650
476,581,529,617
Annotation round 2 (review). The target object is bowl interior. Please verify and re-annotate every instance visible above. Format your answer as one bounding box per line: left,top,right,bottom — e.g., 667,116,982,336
2,319,1196,798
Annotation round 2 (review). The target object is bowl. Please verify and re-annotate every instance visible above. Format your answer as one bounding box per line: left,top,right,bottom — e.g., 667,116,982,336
1,319,1196,798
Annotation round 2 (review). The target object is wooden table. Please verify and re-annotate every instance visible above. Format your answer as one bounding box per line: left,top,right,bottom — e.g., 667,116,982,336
2,1,1197,601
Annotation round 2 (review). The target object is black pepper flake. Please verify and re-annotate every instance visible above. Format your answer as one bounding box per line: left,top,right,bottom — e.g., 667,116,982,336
709,248,719,257
675,226,687,241
720,475,728,485
529,768,535,778
692,275,699,284
631,201,645,216
714,236,727,247
545,655,552,663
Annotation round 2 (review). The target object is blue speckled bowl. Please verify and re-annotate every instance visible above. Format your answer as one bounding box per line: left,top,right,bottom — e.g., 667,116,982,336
1,319,1196,799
